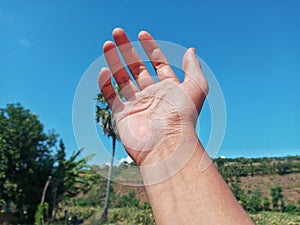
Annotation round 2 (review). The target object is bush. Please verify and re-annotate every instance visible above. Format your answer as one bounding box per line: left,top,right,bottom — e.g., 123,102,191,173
284,203,297,213
247,188,262,213
108,208,155,224
263,197,270,211
116,190,140,208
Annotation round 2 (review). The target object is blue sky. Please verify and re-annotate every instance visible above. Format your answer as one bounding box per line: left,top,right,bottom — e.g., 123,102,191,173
0,0,299,163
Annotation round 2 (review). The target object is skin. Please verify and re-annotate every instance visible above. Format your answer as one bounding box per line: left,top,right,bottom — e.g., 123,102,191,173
98,28,254,225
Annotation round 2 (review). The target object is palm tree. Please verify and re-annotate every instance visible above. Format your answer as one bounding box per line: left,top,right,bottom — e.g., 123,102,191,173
96,88,120,220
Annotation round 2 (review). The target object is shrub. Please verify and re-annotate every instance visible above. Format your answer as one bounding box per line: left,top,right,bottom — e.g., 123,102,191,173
117,190,140,208
284,203,297,213
247,188,262,213
263,197,270,211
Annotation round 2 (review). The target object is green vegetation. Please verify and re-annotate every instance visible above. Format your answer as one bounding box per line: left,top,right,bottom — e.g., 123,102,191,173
78,155,300,224
0,103,95,224
96,88,121,221
250,212,300,225
215,156,300,181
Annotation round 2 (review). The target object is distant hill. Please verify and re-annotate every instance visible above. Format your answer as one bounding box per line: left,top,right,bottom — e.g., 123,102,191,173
94,155,300,204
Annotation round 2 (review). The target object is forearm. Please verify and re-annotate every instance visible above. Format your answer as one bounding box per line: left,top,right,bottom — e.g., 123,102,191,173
140,133,254,225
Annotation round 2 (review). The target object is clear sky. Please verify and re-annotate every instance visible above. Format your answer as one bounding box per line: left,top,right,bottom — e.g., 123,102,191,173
1,0,299,164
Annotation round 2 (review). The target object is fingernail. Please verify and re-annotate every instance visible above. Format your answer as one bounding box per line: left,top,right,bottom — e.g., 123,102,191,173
191,47,196,54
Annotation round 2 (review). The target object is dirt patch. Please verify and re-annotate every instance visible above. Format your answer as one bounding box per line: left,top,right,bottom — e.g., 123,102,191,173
240,173,300,204
112,183,149,203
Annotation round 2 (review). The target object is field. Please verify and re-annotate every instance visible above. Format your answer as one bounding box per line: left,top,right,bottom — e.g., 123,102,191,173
92,209,300,225
250,212,300,225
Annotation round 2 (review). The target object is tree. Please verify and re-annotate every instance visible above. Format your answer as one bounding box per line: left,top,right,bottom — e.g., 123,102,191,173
0,103,95,224
96,87,121,220
263,197,270,211
34,176,52,225
0,103,57,223
276,161,292,175
280,198,286,212
247,188,262,213
230,178,248,209
50,140,66,218
270,186,284,211
47,147,95,223
284,203,297,213
117,190,140,208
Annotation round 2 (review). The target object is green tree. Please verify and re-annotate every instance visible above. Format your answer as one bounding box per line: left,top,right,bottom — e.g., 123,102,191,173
247,188,262,213
280,198,286,212
63,149,94,198
117,190,140,208
276,161,292,175
80,174,111,207
0,103,95,224
284,203,297,213
263,197,270,211
230,178,248,209
35,176,51,225
96,88,121,220
50,140,66,218
271,186,284,211
0,103,56,223
49,143,95,220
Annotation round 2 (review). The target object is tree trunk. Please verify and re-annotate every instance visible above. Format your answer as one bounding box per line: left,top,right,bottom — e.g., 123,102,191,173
101,137,116,221
41,176,52,204
39,176,52,225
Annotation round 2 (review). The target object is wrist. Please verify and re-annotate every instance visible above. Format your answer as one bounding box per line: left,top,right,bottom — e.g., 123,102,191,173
139,128,200,185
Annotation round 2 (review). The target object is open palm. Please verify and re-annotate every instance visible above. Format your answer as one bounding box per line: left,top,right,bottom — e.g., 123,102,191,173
98,28,208,166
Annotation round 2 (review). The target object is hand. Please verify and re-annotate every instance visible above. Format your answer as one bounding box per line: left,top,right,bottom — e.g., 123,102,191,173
98,28,208,166
98,29,254,225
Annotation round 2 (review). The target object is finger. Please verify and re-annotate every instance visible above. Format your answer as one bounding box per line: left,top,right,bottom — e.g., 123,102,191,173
98,67,123,113
182,48,209,112
138,30,179,82
112,28,155,89
103,40,138,100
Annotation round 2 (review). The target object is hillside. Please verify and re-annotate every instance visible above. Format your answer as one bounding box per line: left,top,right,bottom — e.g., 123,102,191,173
110,169,300,205
102,155,300,205
50,155,300,224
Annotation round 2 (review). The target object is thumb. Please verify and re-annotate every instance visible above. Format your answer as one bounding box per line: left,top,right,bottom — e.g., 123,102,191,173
182,48,209,112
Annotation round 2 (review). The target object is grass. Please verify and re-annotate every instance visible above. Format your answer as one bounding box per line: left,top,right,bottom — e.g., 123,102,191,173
3,209,299,224
250,212,300,225
87,209,300,225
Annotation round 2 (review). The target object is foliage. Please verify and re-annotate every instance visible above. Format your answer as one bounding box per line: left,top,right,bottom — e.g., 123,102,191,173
0,103,95,224
75,177,116,208
96,87,122,220
95,89,120,139
214,156,300,181
116,190,140,208
230,179,248,208
62,149,94,198
0,103,57,222
284,203,298,213
262,197,270,211
276,161,292,175
97,209,300,225
59,205,98,221
270,186,284,211
247,188,262,213
90,207,155,225
250,211,300,225
34,203,49,225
